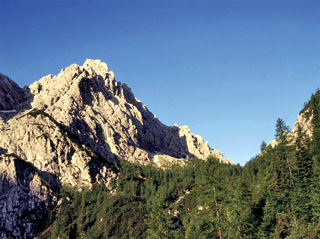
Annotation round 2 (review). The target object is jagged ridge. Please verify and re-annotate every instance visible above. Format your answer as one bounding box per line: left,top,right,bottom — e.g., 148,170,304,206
23,59,232,165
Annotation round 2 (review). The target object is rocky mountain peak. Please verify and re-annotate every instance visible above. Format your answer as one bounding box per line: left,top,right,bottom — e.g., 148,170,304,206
0,58,232,186
21,59,232,166
83,58,109,76
0,59,232,238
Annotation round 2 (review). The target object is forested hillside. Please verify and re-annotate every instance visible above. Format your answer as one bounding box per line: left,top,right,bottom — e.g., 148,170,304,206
38,90,320,239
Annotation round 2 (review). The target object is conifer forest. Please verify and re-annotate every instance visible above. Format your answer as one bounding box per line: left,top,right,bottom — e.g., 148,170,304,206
39,91,320,239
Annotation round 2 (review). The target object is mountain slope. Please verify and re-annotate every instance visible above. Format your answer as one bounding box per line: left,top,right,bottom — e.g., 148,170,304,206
0,59,231,238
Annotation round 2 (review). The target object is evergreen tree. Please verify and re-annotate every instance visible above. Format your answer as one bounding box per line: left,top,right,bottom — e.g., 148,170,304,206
294,124,313,222
306,91,320,225
260,141,267,153
309,92,320,159
257,197,277,239
295,125,313,187
275,117,290,142
185,215,217,239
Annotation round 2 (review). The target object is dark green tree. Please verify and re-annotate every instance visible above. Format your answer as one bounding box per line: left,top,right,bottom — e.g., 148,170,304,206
309,92,320,159
260,141,267,153
292,125,313,221
275,118,290,140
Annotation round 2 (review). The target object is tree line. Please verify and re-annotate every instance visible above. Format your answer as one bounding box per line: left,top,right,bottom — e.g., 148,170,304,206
38,90,320,239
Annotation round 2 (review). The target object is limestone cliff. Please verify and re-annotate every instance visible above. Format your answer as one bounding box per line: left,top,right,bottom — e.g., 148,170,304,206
21,59,231,165
0,153,55,239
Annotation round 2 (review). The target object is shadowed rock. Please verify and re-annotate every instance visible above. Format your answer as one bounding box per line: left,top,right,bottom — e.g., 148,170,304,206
0,153,56,239
0,73,24,111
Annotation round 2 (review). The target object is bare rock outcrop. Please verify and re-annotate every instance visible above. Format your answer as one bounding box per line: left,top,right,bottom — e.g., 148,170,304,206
0,154,55,239
21,59,232,165
0,109,116,188
0,73,24,111
292,111,313,138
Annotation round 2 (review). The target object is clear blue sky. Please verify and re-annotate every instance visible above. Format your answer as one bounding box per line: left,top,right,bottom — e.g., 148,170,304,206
1,0,319,165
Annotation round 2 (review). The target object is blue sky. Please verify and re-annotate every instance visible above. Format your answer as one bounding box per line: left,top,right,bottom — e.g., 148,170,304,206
1,0,319,165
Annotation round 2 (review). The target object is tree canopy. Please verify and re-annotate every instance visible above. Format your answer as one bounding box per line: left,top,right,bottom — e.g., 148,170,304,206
38,90,320,239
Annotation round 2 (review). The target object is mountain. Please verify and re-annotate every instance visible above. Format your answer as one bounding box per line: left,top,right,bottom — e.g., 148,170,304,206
0,59,231,238
38,87,320,239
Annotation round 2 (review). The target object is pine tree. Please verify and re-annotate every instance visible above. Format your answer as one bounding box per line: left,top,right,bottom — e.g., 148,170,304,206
257,197,277,239
275,118,290,139
146,192,182,239
260,141,267,153
185,215,217,239
309,92,320,159
307,91,320,224
295,124,313,188
292,125,313,221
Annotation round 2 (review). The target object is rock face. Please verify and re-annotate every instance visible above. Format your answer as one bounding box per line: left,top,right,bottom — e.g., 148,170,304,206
0,73,25,110
23,59,232,165
0,154,55,239
0,59,232,238
292,111,313,138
